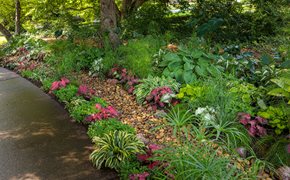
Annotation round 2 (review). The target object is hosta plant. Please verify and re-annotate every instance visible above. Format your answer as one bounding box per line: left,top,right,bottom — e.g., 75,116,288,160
90,131,145,170
268,77,290,104
87,119,135,139
134,75,180,104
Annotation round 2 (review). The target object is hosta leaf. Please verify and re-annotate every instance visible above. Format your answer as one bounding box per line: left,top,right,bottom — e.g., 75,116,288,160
280,60,290,69
159,53,181,67
268,88,290,97
191,50,203,59
261,54,272,65
195,65,207,77
184,62,194,71
183,71,195,84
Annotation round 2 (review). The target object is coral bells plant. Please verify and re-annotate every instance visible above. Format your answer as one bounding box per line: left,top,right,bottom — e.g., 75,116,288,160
77,85,95,100
85,104,118,122
109,66,139,94
238,113,268,137
137,144,162,170
49,78,70,93
145,86,175,110
129,172,150,180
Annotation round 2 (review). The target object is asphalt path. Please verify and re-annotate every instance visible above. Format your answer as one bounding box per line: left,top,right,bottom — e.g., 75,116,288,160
0,68,117,180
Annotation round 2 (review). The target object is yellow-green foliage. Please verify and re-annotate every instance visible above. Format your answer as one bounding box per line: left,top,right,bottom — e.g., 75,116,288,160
258,106,290,135
0,36,7,46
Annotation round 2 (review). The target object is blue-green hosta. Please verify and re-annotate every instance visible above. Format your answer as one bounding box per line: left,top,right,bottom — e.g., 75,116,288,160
90,131,145,170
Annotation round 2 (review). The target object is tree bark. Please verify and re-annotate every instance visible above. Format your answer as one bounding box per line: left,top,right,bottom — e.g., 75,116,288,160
100,0,121,48
0,23,12,40
15,0,21,35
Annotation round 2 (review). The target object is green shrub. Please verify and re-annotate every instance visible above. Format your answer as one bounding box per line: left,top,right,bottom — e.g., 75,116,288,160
159,46,222,84
117,36,164,78
134,75,180,104
54,84,78,104
87,119,135,139
90,131,145,170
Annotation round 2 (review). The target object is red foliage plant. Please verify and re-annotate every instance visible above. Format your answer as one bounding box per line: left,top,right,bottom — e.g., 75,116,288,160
109,66,139,94
238,113,267,137
137,144,162,170
145,87,173,111
85,104,118,122
77,85,95,100
129,172,150,180
49,78,70,93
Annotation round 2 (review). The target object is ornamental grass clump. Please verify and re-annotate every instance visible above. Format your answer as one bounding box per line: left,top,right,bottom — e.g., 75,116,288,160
90,131,145,170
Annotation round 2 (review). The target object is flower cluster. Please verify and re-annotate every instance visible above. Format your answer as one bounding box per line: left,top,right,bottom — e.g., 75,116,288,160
145,87,174,111
85,104,118,122
49,78,70,92
77,85,95,100
238,113,267,137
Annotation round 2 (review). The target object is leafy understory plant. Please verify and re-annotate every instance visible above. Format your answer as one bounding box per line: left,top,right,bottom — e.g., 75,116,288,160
87,119,135,139
146,86,176,110
158,105,194,138
49,77,70,93
90,131,145,170
85,103,118,122
238,113,268,137
268,77,290,104
89,58,104,76
77,85,95,100
54,84,78,104
134,75,180,104
195,106,217,125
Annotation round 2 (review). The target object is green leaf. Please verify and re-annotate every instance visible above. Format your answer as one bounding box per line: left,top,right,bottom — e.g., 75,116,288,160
281,60,290,69
191,50,203,59
268,88,290,97
261,54,272,65
183,71,195,84
195,65,207,77
159,53,181,67
184,62,194,71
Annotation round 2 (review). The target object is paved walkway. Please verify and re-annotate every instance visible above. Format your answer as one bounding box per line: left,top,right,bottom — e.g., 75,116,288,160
0,68,117,180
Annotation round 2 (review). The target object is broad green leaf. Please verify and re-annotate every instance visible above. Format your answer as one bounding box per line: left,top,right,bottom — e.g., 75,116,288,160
280,60,290,69
268,88,289,97
195,66,207,77
159,53,181,67
184,62,194,71
261,54,272,65
191,50,203,59
183,71,195,84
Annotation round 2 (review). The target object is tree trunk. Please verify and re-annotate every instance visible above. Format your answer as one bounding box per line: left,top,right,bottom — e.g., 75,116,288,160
0,23,12,40
15,0,21,35
100,0,121,48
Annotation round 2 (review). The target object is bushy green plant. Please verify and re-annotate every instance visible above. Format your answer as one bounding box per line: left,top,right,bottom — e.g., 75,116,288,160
90,131,145,170
159,46,222,84
87,119,135,139
258,106,289,135
117,36,164,78
268,77,290,104
68,97,107,123
153,142,246,179
134,75,180,104
255,135,290,167
158,105,195,138
119,156,149,180
54,84,78,104
176,84,207,103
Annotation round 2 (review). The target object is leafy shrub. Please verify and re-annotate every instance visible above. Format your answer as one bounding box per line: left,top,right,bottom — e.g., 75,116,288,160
134,75,180,104
54,84,78,104
268,77,290,104
90,131,145,170
76,85,95,100
87,119,135,139
159,47,222,84
258,106,289,135
177,84,207,103
116,36,164,78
